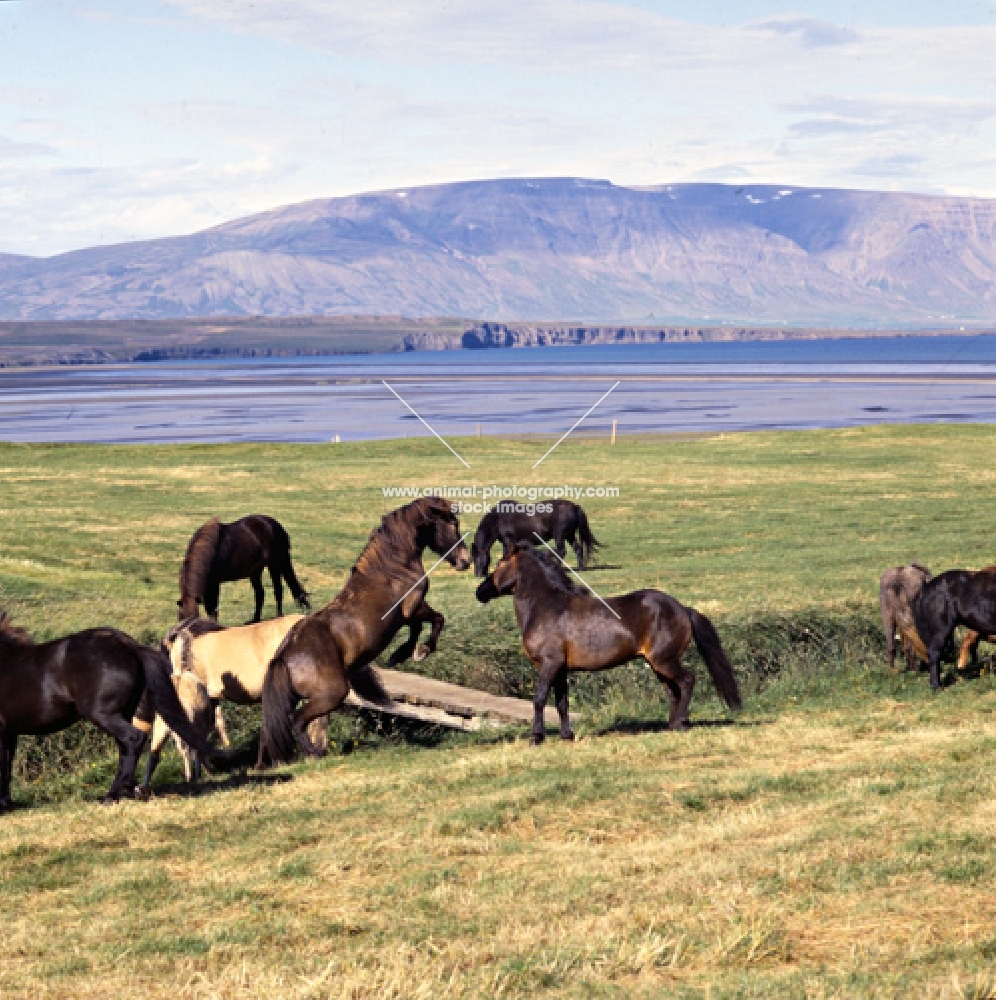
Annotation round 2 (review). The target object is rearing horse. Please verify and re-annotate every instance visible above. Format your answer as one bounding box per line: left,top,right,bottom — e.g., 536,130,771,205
258,497,472,766
476,547,741,742
178,514,311,622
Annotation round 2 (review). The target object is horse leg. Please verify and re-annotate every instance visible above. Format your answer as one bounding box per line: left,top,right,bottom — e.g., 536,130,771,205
250,572,265,623
552,670,574,741
413,602,445,661
958,630,981,671
268,563,284,618
213,703,231,747
883,613,896,672
530,660,562,745
141,715,170,792
95,715,149,802
648,657,695,730
388,621,424,666
928,631,953,691
290,651,350,758
306,715,330,755
0,729,17,811
205,580,220,621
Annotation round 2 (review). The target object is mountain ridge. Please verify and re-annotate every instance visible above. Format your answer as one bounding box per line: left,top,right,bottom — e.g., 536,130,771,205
2,178,994,325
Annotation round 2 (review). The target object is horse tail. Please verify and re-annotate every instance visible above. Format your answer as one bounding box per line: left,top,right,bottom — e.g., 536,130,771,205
272,522,310,610
260,647,299,767
688,608,742,711
576,507,599,568
911,589,936,659
348,664,392,706
140,646,244,771
901,621,929,662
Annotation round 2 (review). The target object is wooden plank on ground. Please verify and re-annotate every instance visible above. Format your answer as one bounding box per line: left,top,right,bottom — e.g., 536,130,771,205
342,666,578,731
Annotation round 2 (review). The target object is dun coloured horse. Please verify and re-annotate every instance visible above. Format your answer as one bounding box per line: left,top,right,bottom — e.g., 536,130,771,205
259,497,472,766
0,611,233,809
879,562,932,672
178,514,311,622
475,546,741,742
472,499,599,576
141,613,305,787
913,569,996,690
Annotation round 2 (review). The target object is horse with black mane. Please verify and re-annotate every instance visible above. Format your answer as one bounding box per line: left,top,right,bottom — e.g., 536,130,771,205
178,514,311,622
472,498,599,576
912,568,996,690
0,611,235,810
258,497,472,766
476,546,741,742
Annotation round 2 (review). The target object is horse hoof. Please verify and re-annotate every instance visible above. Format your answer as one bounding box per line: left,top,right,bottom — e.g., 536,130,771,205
560,731,575,742
413,644,431,663
134,786,151,801
529,734,546,746
100,794,120,806
0,798,13,813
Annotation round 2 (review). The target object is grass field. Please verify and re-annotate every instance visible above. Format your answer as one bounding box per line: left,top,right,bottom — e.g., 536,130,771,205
3,424,996,997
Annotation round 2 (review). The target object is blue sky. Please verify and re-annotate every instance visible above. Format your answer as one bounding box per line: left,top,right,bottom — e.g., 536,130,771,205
1,0,994,256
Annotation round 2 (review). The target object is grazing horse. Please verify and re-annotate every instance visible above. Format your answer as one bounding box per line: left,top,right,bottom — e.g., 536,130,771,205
955,566,996,670
141,613,306,788
0,611,232,810
178,514,311,622
912,569,996,690
472,499,599,576
259,497,472,766
475,547,741,742
879,562,932,672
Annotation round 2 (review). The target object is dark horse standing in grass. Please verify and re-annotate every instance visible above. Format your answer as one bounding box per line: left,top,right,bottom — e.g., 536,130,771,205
472,499,599,576
178,514,311,622
259,497,472,766
476,547,741,743
913,569,996,690
0,612,234,810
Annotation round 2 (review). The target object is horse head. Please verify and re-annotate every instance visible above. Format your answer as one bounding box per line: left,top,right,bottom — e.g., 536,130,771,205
417,497,471,572
475,550,521,603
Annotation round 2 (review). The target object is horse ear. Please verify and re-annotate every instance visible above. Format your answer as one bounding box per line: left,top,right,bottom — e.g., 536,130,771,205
492,553,518,591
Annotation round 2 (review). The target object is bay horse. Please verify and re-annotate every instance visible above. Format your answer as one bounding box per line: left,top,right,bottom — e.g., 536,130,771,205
142,613,306,788
259,497,472,766
912,569,996,690
472,499,599,576
475,547,741,742
178,514,311,622
0,611,234,809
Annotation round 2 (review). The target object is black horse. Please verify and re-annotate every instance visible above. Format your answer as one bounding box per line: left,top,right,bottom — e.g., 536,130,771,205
472,499,599,576
476,547,741,743
178,514,311,622
0,612,233,809
259,497,472,766
913,569,996,690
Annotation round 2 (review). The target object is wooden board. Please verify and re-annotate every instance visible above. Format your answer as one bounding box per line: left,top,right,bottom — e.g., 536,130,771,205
343,666,577,732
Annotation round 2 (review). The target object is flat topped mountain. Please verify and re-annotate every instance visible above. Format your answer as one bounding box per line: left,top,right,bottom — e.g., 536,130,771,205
2,179,994,324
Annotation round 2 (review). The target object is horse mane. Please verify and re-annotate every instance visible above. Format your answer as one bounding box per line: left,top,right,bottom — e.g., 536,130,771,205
0,610,33,645
180,518,223,600
910,562,932,578
519,547,588,596
351,498,451,580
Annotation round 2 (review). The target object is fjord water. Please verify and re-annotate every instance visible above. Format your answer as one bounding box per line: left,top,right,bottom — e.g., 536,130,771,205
2,335,995,443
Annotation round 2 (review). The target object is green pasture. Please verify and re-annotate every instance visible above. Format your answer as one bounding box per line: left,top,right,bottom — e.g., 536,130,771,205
3,424,996,997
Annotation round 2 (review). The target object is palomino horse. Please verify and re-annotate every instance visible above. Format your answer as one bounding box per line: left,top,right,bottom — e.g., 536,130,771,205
472,499,599,576
475,547,742,743
0,611,231,809
142,614,305,788
259,497,472,766
913,569,996,690
178,514,311,622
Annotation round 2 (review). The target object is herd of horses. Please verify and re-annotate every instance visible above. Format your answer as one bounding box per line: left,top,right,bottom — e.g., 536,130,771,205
4,492,996,813
880,561,996,690
0,498,740,811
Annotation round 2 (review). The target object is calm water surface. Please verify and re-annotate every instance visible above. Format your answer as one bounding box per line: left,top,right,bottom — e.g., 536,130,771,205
2,336,996,443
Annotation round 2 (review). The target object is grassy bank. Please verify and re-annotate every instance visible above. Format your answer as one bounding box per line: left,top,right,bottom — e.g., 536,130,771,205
2,425,996,996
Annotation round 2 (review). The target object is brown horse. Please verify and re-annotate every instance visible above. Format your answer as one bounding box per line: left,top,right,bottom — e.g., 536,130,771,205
258,497,472,766
0,611,232,809
178,514,311,622
879,562,932,672
475,547,741,742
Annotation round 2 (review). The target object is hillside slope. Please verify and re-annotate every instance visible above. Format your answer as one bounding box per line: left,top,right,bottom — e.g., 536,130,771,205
2,179,995,324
